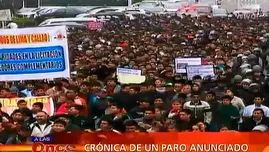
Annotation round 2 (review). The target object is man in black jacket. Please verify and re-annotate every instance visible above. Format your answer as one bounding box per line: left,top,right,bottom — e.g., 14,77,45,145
206,91,221,131
68,105,95,130
129,98,150,119
240,108,269,131
100,102,130,132
175,109,196,131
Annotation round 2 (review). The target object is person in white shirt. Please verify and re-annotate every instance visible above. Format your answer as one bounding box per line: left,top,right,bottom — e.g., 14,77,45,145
224,88,245,114
30,111,53,137
243,95,269,118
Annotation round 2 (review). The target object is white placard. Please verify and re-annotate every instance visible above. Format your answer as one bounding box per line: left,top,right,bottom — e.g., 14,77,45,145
186,65,215,80
0,9,11,21
175,57,201,73
116,68,141,76
0,26,70,81
118,75,146,84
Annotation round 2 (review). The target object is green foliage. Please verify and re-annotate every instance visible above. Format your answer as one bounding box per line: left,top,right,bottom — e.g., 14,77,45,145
11,17,36,27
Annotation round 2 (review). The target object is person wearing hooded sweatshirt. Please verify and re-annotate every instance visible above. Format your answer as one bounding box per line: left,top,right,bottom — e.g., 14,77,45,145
237,78,254,106
218,95,240,130
248,54,258,67
252,65,265,85
230,75,243,97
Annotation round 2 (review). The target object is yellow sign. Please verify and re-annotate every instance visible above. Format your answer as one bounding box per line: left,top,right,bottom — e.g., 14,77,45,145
0,33,50,44
0,96,54,116
0,97,49,107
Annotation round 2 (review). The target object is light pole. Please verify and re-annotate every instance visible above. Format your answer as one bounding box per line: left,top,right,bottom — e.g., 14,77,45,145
128,0,132,7
37,0,42,8
22,0,25,8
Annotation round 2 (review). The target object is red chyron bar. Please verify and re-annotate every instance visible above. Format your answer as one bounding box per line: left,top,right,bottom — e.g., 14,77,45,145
0,133,268,152
50,132,269,152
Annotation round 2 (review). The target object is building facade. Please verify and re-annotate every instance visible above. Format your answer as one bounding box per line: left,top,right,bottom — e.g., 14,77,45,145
221,0,269,12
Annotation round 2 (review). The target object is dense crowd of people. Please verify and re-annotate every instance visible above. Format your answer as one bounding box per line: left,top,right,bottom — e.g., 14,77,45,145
1,14,269,144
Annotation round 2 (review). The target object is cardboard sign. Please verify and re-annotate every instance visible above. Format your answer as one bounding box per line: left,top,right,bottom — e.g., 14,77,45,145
186,65,215,80
175,58,201,73
116,68,142,76
88,21,104,30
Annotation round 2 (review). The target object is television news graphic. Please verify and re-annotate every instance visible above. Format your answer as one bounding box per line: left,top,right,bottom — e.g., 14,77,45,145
32,143,75,152
31,136,53,142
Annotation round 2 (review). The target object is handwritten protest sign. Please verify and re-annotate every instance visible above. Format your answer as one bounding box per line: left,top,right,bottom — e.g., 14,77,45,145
116,68,142,76
175,58,201,73
186,65,215,80
88,21,104,30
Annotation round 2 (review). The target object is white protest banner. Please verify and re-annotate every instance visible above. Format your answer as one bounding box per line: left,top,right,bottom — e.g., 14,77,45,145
175,57,201,73
0,26,70,81
118,75,146,84
186,65,215,80
0,96,54,116
0,9,11,21
116,68,142,76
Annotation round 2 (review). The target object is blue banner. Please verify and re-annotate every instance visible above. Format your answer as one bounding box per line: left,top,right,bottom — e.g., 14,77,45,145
0,46,66,74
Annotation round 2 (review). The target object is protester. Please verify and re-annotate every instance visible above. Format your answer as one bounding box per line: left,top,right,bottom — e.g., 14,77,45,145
30,111,53,137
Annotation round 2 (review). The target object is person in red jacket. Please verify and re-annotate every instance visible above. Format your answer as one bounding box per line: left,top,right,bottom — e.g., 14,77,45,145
66,86,89,116
0,88,17,98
